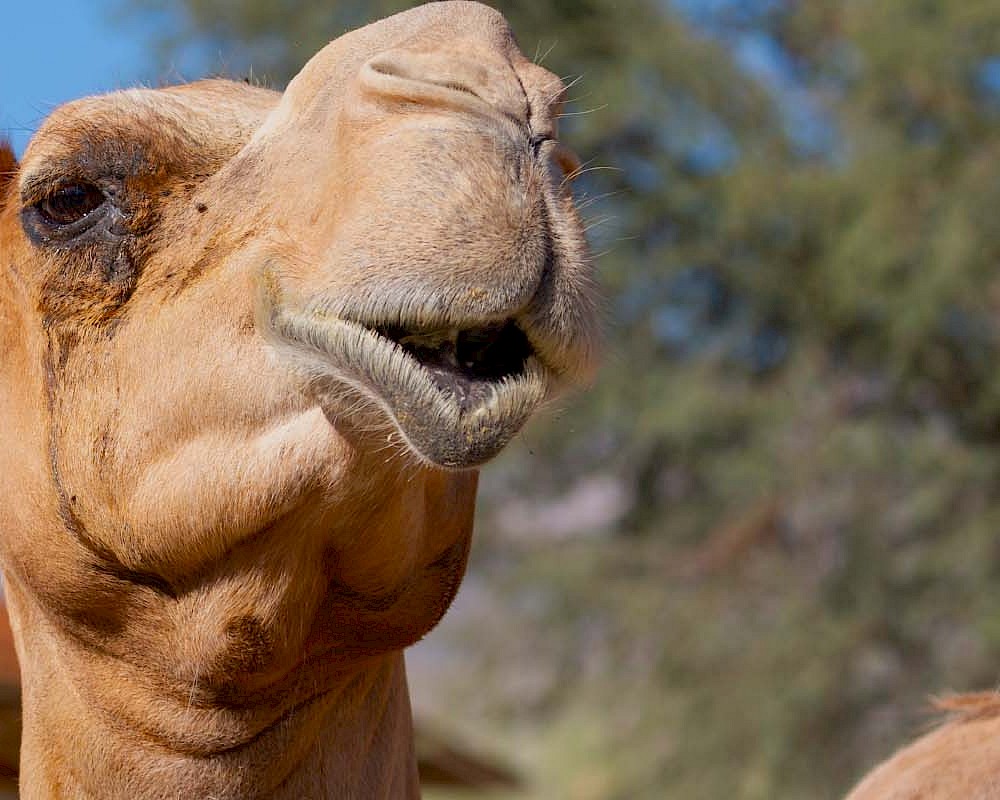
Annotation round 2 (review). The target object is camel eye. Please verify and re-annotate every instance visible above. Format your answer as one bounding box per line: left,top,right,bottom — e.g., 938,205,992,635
36,183,106,226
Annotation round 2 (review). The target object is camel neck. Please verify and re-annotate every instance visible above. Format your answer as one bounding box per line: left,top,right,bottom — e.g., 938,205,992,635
10,592,420,800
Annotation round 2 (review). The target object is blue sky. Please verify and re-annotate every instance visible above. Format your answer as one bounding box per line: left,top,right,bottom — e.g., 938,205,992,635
1,0,821,159
1,2,157,155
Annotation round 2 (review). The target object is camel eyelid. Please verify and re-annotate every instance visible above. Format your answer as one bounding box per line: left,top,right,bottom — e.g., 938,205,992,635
19,174,58,207
19,171,95,208
19,183,117,246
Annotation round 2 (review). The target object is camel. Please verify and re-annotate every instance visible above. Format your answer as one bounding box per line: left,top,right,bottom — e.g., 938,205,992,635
845,693,1000,799
0,2,599,797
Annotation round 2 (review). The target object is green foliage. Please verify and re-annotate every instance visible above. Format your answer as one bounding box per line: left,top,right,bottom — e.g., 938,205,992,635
124,0,1000,796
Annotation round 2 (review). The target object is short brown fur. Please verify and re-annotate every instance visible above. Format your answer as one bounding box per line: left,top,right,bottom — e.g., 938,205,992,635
0,141,15,198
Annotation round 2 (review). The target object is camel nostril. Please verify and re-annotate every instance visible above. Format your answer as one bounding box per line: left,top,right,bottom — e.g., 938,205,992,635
429,80,481,100
362,50,514,112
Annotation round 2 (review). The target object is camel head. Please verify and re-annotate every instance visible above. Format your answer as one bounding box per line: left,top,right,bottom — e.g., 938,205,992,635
0,2,598,796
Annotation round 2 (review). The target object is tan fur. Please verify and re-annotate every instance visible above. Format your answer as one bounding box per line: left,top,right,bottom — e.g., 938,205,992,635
847,694,1000,799
0,142,15,199
0,3,598,798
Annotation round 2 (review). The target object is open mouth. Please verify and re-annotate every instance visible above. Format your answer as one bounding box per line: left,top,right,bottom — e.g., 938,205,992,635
373,320,534,412
261,275,552,469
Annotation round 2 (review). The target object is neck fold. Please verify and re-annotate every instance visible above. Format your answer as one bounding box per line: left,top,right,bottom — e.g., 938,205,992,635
10,589,419,800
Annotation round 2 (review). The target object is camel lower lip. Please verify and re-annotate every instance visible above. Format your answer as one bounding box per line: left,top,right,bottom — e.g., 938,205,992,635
264,302,549,469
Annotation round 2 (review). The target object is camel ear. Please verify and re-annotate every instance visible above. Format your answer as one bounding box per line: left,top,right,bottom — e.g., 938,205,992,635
0,140,17,205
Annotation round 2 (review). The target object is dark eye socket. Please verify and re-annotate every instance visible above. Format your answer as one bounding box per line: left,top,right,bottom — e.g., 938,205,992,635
35,183,106,226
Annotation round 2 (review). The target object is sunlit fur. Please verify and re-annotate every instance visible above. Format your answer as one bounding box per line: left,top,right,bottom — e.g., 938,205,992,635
846,694,1000,799
0,3,599,798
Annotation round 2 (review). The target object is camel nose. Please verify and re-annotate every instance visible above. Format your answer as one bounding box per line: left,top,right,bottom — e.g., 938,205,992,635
360,47,528,122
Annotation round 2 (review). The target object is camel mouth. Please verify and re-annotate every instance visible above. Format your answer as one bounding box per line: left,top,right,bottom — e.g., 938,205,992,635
261,279,551,469
371,320,534,413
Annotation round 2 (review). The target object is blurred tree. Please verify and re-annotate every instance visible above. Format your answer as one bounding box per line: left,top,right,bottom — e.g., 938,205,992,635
119,1,1000,798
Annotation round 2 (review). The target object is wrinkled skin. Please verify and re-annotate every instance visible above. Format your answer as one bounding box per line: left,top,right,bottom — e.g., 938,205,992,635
0,3,599,798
